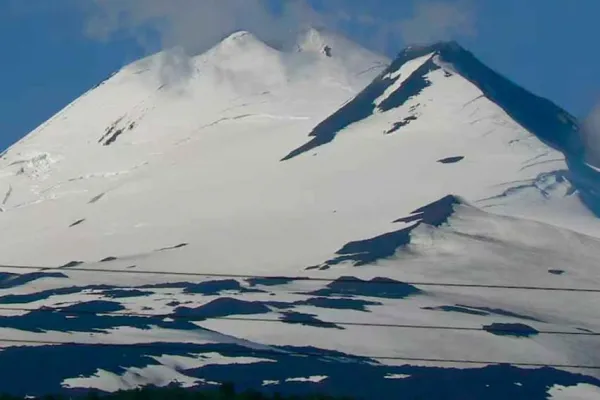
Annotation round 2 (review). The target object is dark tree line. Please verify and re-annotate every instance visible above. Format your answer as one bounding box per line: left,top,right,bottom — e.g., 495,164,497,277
0,383,356,400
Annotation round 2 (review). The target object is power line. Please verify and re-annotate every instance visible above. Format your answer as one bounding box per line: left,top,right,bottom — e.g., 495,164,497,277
0,271,598,372
1,263,600,293
0,336,599,370
0,305,598,337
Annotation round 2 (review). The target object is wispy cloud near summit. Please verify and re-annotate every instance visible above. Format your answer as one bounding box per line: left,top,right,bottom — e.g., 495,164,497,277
583,103,600,166
84,0,321,55
82,0,480,56
399,0,478,45
82,0,324,87
79,0,481,88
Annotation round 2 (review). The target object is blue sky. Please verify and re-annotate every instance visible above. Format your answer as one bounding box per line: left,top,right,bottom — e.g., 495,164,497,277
0,0,599,151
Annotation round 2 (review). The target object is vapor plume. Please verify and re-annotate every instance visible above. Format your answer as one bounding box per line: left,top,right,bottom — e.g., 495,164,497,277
85,0,320,55
81,0,479,85
83,0,324,86
582,103,600,166
399,0,477,45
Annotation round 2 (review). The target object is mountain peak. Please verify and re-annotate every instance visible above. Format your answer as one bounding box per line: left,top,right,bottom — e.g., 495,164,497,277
3,21,600,396
295,27,334,56
221,30,258,44
402,40,462,54
293,27,389,68
212,30,276,54
283,40,582,163
388,41,459,63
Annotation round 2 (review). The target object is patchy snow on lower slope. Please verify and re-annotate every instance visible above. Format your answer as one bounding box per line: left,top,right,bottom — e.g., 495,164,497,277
548,383,600,399
0,32,598,399
0,202,598,398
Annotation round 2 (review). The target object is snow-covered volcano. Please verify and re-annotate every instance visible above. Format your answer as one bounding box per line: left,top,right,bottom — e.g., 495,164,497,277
0,30,600,398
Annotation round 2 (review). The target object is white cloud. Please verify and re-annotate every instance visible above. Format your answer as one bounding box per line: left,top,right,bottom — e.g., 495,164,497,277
84,0,320,55
582,103,600,166
80,0,479,85
83,1,479,55
399,0,477,45
82,0,324,86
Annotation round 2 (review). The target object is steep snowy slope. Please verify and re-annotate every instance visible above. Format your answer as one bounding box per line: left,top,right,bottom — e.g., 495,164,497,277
0,29,390,268
0,31,599,398
282,41,598,235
